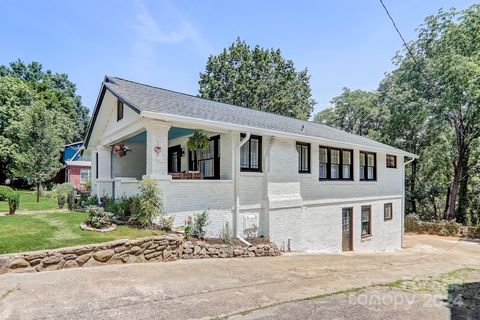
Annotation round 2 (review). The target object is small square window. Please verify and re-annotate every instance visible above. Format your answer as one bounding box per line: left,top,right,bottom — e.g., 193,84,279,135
386,155,397,168
384,203,393,220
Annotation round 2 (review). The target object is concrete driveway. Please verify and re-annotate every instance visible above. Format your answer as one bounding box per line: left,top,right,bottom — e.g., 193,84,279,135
1,235,480,320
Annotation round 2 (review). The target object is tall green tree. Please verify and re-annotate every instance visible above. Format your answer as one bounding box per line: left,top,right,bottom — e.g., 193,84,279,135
15,103,63,202
313,88,382,138
199,38,316,120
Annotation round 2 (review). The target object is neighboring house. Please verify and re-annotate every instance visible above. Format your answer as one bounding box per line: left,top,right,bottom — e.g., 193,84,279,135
85,76,417,252
63,141,91,190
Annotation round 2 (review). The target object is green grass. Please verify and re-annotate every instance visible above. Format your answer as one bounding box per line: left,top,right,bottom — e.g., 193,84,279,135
0,212,165,254
0,190,58,212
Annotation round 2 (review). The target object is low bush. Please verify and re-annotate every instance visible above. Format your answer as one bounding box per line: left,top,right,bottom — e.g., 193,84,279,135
86,206,113,229
193,210,210,239
405,215,462,237
131,179,164,227
184,216,193,240
220,221,233,245
0,185,13,201
467,226,480,239
82,196,98,207
55,183,74,209
8,191,20,215
159,215,175,232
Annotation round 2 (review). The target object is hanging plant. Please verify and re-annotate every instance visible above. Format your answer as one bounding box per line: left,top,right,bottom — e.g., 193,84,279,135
186,130,210,151
112,143,131,157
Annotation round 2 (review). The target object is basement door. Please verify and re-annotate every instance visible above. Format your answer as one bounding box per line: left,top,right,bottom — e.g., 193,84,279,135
342,207,353,251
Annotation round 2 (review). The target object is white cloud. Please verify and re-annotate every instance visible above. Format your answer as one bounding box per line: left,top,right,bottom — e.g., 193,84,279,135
131,0,211,77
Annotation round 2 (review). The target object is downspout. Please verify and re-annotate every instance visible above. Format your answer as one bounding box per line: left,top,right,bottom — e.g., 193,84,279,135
234,132,251,245
402,156,416,248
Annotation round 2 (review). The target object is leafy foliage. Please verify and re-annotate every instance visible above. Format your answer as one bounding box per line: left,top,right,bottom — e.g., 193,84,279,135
186,130,210,151
199,38,316,120
7,191,20,215
193,210,210,239
159,215,175,232
0,185,13,201
220,221,234,245
55,183,74,209
86,206,113,229
131,179,164,227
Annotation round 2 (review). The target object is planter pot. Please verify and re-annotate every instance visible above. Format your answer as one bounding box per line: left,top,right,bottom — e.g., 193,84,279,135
118,150,126,157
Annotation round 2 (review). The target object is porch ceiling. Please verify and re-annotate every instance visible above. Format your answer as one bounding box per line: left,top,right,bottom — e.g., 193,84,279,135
122,127,194,144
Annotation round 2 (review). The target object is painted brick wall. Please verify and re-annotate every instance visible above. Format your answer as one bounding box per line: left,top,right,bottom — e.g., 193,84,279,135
111,142,146,180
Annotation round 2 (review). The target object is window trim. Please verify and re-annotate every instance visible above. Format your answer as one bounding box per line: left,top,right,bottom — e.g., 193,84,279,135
80,168,90,183
117,100,124,121
319,146,354,181
384,202,393,221
361,205,372,238
240,134,262,172
360,151,377,181
188,135,220,179
296,142,311,174
386,154,397,168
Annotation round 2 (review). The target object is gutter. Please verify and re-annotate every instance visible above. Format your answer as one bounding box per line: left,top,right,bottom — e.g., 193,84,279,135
233,132,251,239
401,156,416,248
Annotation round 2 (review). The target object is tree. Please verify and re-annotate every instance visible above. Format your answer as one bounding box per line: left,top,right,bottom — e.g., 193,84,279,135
313,88,382,138
0,59,89,141
199,38,316,120
0,76,35,183
15,103,63,202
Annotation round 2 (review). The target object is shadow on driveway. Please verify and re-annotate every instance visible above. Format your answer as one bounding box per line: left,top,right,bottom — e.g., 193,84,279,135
448,282,480,320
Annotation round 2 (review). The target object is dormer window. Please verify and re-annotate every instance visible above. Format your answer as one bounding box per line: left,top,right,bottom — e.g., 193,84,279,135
117,100,124,121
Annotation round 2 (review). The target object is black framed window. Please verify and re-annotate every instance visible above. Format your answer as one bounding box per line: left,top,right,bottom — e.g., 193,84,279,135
319,146,353,180
296,142,310,173
360,151,376,181
361,205,372,237
384,203,393,221
240,134,262,172
117,100,124,121
386,154,397,168
188,136,220,179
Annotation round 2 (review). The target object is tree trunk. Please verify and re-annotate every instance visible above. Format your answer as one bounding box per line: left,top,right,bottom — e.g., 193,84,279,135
36,183,40,203
457,150,470,224
444,186,451,220
409,160,418,214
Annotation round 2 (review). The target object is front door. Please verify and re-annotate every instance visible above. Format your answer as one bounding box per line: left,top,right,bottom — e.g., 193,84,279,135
168,145,182,173
342,207,353,251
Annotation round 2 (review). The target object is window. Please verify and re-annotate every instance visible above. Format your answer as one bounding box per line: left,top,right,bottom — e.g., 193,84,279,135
80,169,90,183
296,142,310,173
384,203,393,221
117,100,124,121
386,154,397,168
319,146,353,180
188,136,220,179
360,151,376,181
361,206,372,237
240,134,262,172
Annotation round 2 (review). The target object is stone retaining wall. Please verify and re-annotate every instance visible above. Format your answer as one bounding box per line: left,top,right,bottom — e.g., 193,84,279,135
0,235,182,274
182,241,281,259
0,237,280,274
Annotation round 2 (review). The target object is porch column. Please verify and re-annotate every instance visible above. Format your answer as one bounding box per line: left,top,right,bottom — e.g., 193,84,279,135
96,145,112,179
144,121,171,180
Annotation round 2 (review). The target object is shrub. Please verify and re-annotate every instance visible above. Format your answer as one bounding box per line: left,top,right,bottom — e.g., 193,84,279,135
0,185,13,201
86,206,113,229
159,215,175,232
131,179,164,227
55,183,74,209
184,216,193,240
405,215,461,237
83,196,99,207
220,221,234,245
8,192,20,215
467,226,480,239
193,210,210,239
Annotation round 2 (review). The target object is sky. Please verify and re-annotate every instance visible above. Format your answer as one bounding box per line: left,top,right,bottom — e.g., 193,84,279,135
1,0,478,116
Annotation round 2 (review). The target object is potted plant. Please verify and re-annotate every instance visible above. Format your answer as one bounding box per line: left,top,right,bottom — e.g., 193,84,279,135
186,130,210,175
112,143,131,157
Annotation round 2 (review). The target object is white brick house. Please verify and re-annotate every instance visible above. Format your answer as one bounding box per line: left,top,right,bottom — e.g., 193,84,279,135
85,76,417,252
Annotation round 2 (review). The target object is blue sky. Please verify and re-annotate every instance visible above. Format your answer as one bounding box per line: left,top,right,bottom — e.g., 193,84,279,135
1,0,477,116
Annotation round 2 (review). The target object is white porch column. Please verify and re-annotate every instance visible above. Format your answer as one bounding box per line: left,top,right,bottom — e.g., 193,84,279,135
144,121,171,180
96,145,112,179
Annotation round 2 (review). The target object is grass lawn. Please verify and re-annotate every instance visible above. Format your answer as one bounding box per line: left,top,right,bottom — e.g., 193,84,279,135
0,212,165,254
0,190,58,212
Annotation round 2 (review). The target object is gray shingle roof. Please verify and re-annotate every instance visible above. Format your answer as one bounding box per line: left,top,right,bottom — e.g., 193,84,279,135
102,76,416,157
